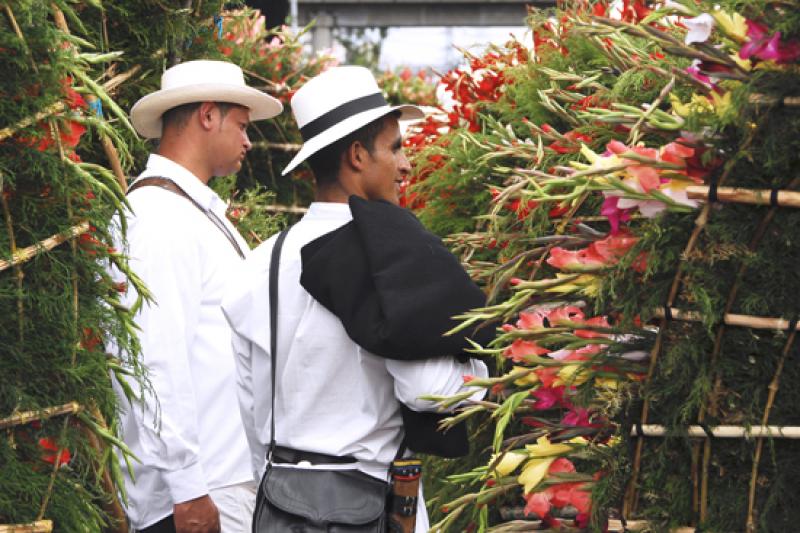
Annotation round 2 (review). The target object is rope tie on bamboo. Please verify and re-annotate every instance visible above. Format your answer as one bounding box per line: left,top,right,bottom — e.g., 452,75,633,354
699,422,715,440
662,305,673,322
787,315,799,335
770,186,780,208
708,175,719,204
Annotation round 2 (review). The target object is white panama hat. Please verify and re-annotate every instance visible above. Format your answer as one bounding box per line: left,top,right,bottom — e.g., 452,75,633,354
130,60,283,139
282,66,424,175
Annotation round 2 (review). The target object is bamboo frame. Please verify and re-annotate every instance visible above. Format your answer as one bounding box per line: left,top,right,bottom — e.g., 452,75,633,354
0,402,81,430
686,185,800,208
630,424,800,439
696,176,799,527
654,307,800,332
624,126,760,519
0,521,53,533
0,221,90,273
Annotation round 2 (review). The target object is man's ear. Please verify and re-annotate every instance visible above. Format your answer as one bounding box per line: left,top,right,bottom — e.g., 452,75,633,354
197,101,218,132
344,140,368,171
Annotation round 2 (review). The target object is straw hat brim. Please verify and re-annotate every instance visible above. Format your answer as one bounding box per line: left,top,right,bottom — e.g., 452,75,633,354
282,104,424,175
131,83,283,139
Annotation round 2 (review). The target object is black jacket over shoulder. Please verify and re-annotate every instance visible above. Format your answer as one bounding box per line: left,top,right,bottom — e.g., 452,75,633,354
300,196,494,457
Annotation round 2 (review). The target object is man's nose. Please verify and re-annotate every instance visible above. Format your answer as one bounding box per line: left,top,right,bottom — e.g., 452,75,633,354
243,131,252,151
398,150,411,174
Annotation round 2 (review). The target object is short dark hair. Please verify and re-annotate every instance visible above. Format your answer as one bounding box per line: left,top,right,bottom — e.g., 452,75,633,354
306,112,397,185
161,101,238,132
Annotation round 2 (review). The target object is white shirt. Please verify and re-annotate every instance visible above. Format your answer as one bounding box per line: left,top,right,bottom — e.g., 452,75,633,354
221,202,488,531
112,154,253,529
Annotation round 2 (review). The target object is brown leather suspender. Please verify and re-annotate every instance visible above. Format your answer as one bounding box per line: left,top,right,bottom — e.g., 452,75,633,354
128,177,246,259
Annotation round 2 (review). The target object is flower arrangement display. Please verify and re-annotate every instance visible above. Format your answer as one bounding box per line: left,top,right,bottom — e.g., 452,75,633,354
406,0,800,531
0,2,293,530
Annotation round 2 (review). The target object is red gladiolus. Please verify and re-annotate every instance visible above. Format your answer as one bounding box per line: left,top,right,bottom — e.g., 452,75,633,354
504,339,550,362
39,437,71,467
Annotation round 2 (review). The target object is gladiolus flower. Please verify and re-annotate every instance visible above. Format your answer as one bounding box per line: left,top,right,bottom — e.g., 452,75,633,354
504,339,550,362
39,437,71,467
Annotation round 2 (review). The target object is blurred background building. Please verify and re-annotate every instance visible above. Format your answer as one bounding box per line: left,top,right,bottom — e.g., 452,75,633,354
249,0,545,72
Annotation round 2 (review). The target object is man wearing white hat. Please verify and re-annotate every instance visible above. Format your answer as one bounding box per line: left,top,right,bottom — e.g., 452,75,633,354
222,66,490,532
114,60,282,533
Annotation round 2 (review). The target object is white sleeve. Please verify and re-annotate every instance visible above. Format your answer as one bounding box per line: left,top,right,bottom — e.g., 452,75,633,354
385,356,489,412
122,215,207,504
230,331,266,482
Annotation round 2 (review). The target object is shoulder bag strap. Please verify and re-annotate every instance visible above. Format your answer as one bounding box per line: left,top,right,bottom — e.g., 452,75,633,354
128,176,246,259
267,228,290,465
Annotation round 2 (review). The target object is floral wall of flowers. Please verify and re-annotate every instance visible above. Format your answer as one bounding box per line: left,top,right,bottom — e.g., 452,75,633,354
0,2,322,530
406,0,800,531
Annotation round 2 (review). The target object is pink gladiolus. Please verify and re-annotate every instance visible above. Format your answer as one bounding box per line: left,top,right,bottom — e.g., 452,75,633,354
740,20,800,64
523,492,551,518
575,316,612,338
530,385,569,410
601,195,632,234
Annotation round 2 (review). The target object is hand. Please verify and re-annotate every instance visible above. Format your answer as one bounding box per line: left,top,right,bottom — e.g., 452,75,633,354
173,494,220,533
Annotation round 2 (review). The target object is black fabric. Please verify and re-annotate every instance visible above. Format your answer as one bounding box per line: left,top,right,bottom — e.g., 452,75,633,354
300,93,388,141
399,404,468,458
139,515,176,533
300,195,494,361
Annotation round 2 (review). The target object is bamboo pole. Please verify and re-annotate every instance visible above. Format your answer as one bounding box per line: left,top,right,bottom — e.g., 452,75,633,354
250,141,302,152
0,402,82,430
0,221,90,273
230,203,308,215
1,174,25,342
748,94,800,107
655,307,800,332
630,424,800,439
745,328,798,532
608,520,695,532
0,521,53,533
82,406,127,532
686,185,800,208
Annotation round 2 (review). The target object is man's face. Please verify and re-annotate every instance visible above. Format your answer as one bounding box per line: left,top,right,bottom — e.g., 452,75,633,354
209,104,252,177
358,117,411,205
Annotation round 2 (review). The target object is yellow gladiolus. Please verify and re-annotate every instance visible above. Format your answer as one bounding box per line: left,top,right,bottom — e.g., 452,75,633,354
518,457,555,494
594,376,620,389
711,9,747,43
557,363,591,386
545,273,601,297
524,435,579,458
512,366,540,386
491,450,527,477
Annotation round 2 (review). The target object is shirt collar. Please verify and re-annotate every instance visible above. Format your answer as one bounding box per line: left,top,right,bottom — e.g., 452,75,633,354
136,154,224,213
305,202,353,222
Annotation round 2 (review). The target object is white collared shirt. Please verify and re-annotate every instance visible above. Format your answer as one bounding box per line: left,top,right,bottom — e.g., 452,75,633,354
221,202,488,531
112,154,252,529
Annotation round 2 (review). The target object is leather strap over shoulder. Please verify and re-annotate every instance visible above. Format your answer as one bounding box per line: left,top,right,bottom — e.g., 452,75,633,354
128,176,246,259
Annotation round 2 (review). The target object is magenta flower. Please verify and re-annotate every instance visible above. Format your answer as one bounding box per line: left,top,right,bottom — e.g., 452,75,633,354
740,20,800,64
601,195,632,234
